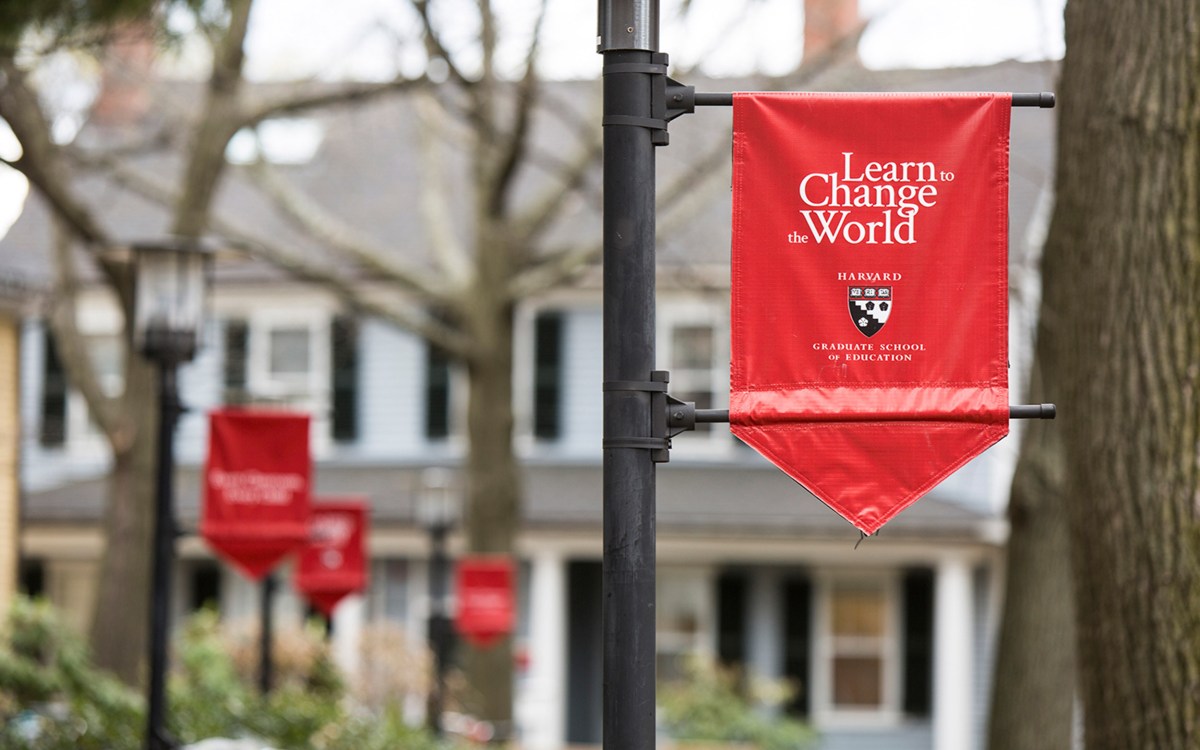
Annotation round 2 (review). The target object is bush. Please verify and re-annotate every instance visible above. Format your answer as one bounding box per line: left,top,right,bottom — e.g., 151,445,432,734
169,609,454,750
658,658,817,750
0,597,143,750
0,598,457,750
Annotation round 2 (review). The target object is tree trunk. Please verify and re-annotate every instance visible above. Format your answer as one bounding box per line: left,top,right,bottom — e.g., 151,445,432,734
986,404,1076,749
1042,1,1200,746
88,353,158,684
460,278,519,736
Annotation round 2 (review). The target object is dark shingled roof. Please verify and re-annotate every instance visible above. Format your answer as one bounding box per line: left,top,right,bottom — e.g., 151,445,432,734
23,459,995,543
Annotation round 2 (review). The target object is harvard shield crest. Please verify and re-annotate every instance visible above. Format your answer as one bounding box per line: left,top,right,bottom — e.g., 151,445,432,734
848,286,892,337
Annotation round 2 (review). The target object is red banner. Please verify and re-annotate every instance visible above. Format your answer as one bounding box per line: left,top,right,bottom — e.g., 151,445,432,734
731,93,1011,534
202,409,312,579
294,498,368,616
455,558,515,648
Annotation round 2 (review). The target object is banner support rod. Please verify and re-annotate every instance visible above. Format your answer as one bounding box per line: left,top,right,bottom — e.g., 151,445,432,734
684,404,1056,428
692,92,1055,108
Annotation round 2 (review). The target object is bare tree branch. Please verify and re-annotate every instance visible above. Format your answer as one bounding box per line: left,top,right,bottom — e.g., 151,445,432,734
658,127,731,217
507,241,599,299
513,134,602,243
242,158,452,302
0,59,112,248
410,0,474,91
211,225,473,357
172,0,253,237
66,129,470,354
236,75,430,130
414,92,473,286
46,221,133,450
486,0,548,216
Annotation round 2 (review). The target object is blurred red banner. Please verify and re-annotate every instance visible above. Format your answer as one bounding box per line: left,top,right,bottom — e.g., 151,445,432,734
455,557,515,648
202,409,311,579
294,497,369,616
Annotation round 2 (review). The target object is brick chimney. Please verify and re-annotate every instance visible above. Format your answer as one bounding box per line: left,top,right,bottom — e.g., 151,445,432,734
803,0,860,64
90,23,157,128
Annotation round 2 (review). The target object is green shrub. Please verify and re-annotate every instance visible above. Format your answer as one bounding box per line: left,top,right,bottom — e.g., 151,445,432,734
0,597,143,750
169,608,453,750
658,658,817,750
0,598,456,750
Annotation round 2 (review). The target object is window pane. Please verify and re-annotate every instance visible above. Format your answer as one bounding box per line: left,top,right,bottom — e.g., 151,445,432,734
269,327,310,376
832,587,885,637
672,324,714,369
833,656,883,707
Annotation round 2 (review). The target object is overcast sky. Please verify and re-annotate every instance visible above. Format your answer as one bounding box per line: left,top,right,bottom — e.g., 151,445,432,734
242,0,1066,80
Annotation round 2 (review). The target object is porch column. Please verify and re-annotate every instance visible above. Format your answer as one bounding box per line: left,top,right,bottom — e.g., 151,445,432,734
331,594,365,680
934,555,974,750
747,568,783,683
521,551,567,750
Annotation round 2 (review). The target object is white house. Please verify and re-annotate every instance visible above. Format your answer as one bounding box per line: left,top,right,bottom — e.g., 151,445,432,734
3,52,1058,750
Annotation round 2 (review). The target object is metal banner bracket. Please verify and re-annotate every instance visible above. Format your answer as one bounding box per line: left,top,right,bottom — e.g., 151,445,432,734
603,371,676,462
601,54,696,146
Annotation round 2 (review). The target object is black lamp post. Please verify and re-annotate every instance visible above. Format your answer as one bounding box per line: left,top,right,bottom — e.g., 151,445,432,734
418,467,458,736
129,238,213,750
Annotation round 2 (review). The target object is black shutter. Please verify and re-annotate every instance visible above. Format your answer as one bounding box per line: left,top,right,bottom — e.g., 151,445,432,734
425,341,451,440
330,315,359,442
782,575,813,717
222,319,249,405
39,328,67,447
716,571,749,667
533,311,563,440
901,567,935,716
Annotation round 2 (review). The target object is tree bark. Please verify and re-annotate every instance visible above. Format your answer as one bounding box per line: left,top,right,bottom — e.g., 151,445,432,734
1041,1,1200,747
88,352,158,684
458,226,520,736
986,397,1076,749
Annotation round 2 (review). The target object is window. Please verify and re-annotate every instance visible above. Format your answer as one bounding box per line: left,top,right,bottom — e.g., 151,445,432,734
222,319,249,405
219,313,340,448
829,583,887,707
667,316,720,436
268,326,311,381
368,559,409,623
814,573,900,724
222,313,327,408
656,567,713,681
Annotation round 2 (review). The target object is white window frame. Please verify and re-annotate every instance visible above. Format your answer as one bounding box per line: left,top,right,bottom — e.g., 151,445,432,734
245,310,330,411
657,300,730,455
655,565,716,679
811,570,902,728
64,302,124,455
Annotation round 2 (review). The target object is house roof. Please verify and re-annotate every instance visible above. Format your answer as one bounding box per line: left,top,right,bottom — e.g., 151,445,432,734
22,458,998,543
0,60,1058,289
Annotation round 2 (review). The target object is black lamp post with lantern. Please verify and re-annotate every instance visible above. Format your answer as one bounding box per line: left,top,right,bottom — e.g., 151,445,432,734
417,467,459,736
126,238,214,750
